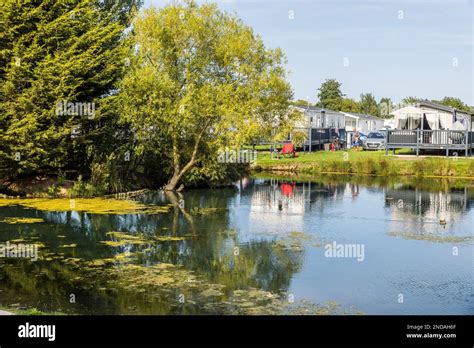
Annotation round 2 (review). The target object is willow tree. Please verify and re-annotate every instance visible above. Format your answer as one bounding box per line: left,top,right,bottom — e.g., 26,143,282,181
120,1,295,191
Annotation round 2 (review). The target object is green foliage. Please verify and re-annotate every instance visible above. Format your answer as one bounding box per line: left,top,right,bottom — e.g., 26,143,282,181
119,1,295,190
317,79,343,108
0,0,139,178
378,97,393,118
291,129,308,147
291,99,313,107
402,96,422,105
360,93,378,116
432,97,472,112
338,98,361,113
70,175,102,197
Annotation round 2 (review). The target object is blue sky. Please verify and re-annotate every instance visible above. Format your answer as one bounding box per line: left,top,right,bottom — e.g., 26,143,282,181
143,0,473,105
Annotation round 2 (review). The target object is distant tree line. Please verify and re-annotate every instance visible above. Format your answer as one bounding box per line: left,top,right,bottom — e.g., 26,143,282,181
292,78,473,119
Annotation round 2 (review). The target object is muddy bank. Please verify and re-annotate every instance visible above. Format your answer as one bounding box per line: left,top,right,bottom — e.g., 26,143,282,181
0,176,74,197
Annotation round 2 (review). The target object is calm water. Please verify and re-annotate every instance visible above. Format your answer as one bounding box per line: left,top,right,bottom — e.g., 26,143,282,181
0,175,472,315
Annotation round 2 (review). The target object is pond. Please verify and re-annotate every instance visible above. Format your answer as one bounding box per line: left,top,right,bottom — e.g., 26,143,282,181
0,175,472,315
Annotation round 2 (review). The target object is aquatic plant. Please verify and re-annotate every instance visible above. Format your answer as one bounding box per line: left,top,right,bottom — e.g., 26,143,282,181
101,232,186,247
0,217,45,224
0,198,170,215
387,231,472,243
190,207,228,215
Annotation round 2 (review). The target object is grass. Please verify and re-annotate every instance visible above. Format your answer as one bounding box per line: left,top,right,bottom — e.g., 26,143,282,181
252,150,474,178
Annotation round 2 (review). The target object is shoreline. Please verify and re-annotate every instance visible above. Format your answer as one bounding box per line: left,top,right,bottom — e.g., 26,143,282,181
252,151,474,179
254,167,474,180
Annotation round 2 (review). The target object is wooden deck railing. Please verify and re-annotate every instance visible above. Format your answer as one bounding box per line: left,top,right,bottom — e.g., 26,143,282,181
386,130,474,156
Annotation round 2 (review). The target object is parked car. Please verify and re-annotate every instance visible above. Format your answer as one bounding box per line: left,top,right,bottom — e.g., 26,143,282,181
362,132,386,150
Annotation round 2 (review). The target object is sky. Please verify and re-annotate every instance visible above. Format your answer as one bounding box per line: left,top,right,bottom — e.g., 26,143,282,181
143,0,473,105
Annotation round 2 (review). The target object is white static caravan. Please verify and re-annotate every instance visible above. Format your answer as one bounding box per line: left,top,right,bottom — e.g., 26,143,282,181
391,101,474,131
291,105,345,129
342,112,385,134
386,101,474,156
290,105,346,150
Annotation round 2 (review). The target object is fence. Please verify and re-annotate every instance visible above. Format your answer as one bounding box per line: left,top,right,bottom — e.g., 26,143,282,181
386,129,474,156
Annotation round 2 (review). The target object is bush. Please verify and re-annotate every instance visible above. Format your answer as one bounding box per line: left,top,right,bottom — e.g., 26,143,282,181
70,175,102,197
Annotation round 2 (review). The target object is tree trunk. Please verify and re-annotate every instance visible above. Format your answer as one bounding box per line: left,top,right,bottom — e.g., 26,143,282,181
163,173,181,191
163,123,207,191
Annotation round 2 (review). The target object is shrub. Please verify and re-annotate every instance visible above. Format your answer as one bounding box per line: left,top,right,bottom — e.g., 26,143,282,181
70,175,102,197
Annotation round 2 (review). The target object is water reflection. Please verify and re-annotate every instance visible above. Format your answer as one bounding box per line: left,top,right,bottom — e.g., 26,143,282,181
0,175,472,314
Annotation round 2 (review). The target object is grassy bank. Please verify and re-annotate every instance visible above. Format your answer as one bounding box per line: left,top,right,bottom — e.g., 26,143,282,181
251,172,474,191
252,150,474,178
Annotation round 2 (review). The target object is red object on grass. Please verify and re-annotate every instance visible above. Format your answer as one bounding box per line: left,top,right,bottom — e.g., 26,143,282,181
281,143,296,156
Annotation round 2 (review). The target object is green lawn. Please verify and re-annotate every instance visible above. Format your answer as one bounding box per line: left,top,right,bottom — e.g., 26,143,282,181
256,149,387,165
252,150,474,178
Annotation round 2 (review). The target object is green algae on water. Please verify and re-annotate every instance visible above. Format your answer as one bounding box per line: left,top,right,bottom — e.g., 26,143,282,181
272,231,314,251
0,217,45,224
0,198,170,215
190,207,228,215
387,231,472,243
60,244,78,248
101,231,186,247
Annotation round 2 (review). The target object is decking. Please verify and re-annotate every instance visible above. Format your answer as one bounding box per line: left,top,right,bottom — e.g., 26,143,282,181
303,127,346,151
386,129,474,156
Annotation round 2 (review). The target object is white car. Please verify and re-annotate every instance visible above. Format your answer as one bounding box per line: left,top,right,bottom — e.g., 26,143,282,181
362,132,386,150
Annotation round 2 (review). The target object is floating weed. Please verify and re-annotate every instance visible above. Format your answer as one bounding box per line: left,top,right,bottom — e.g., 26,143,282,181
285,300,362,315
154,236,185,241
272,231,315,252
0,198,170,215
387,231,472,243
0,217,45,224
190,207,228,215
60,244,78,248
101,232,148,247
221,229,238,236
8,238,28,243
29,249,361,315
199,288,224,298
101,231,186,247
0,307,67,315
42,252,64,261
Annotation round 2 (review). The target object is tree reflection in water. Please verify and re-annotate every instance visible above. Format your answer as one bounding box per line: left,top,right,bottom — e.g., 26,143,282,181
0,175,472,314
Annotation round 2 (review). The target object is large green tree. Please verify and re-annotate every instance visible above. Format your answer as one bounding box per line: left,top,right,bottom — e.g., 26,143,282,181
401,96,422,105
359,93,378,116
432,97,472,112
119,2,295,191
338,98,361,113
378,97,393,118
0,0,140,178
317,79,343,109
